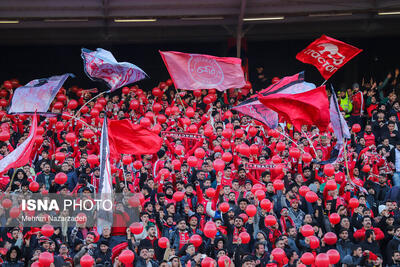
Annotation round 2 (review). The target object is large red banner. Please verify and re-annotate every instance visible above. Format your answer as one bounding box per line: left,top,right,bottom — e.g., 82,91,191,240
159,51,246,91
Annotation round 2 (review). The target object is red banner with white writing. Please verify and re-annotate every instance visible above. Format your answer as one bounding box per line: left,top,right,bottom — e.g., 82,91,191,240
296,35,362,80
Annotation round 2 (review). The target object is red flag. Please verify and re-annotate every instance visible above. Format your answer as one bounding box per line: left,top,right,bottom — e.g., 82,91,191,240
258,86,330,131
159,51,246,91
108,119,162,159
296,35,362,80
0,114,37,175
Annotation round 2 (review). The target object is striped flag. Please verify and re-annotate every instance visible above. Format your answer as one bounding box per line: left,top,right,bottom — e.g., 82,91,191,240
0,114,37,175
232,72,315,128
97,117,113,234
81,48,147,92
330,87,350,147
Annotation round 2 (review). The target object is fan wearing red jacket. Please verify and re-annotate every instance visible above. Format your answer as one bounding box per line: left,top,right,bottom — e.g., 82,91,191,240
353,216,384,241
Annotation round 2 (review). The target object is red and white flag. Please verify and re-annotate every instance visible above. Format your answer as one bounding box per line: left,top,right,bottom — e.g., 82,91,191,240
0,114,37,175
160,51,246,91
296,35,362,80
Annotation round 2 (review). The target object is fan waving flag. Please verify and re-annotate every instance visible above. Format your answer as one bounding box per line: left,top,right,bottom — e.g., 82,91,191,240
296,35,362,80
258,86,330,131
81,48,147,92
159,50,246,91
97,117,113,234
8,73,74,116
232,72,315,128
0,114,37,175
330,86,351,147
108,119,163,160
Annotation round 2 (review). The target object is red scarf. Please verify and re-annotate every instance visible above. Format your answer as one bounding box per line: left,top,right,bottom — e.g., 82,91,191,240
279,216,295,233
233,227,246,243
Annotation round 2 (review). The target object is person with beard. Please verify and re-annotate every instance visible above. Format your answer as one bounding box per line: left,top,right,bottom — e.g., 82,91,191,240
253,242,269,267
336,228,354,263
170,219,192,251
222,213,254,254
353,216,384,241
139,224,165,262
36,162,55,191
386,226,400,266
384,121,400,145
59,162,78,192
94,240,112,266
34,150,51,173
361,124,376,146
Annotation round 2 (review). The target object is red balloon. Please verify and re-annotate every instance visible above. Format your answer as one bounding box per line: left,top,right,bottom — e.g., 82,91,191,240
175,145,185,156
172,159,181,171
324,164,335,177
159,168,170,178
39,252,54,267
248,126,258,137
65,133,76,143
273,179,284,191
352,124,361,133
362,164,371,173
235,128,245,138
198,257,214,267
249,144,259,156
83,129,95,139
171,106,180,115
0,131,10,142
53,102,64,110
329,213,341,225
315,253,330,267
264,215,277,226
327,249,340,264
41,224,54,237
3,81,12,89
193,90,202,97
260,199,272,211
188,124,198,133
255,189,265,201
305,191,318,203
309,236,320,249
299,186,310,197
301,225,314,237
80,255,95,267
222,128,233,139
122,87,130,95
140,117,151,128
152,103,162,114
152,87,162,97
271,248,286,263
37,127,45,135
323,232,337,245
245,204,257,217
0,99,7,107
166,79,173,86
76,213,87,224
194,148,205,159
239,232,250,244
239,213,248,223
325,180,337,191
272,77,280,84
220,202,230,213
276,142,285,152
213,159,225,171
129,222,144,235
217,255,231,267
55,121,64,131
29,181,40,192
302,153,313,163
289,148,301,159
190,234,203,247
54,172,68,185
205,188,215,198
132,160,143,170
9,207,20,218
222,152,232,163
203,221,218,238
268,129,280,138
35,135,44,145
122,155,132,165
186,107,195,118
173,191,185,202
349,198,359,208
238,143,250,156
157,114,167,124
119,250,135,264
158,237,169,248
87,154,99,165
67,99,78,110
204,126,213,137
301,252,315,265
187,156,198,168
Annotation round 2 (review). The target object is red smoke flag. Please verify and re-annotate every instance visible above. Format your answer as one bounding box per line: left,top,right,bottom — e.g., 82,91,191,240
258,86,330,131
296,35,362,80
108,119,163,159
159,51,246,91
0,114,37,175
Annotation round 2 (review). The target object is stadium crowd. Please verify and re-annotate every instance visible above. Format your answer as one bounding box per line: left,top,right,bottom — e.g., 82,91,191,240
0,68,400,267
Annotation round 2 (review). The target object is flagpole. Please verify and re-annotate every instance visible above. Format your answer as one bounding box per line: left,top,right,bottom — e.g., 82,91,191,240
62,113,94,129
174,87,187,113
120,159,128,188
75,91,108,118
343,140,351,182
277,129,305,153
301,130,318,156
321,80,328,86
